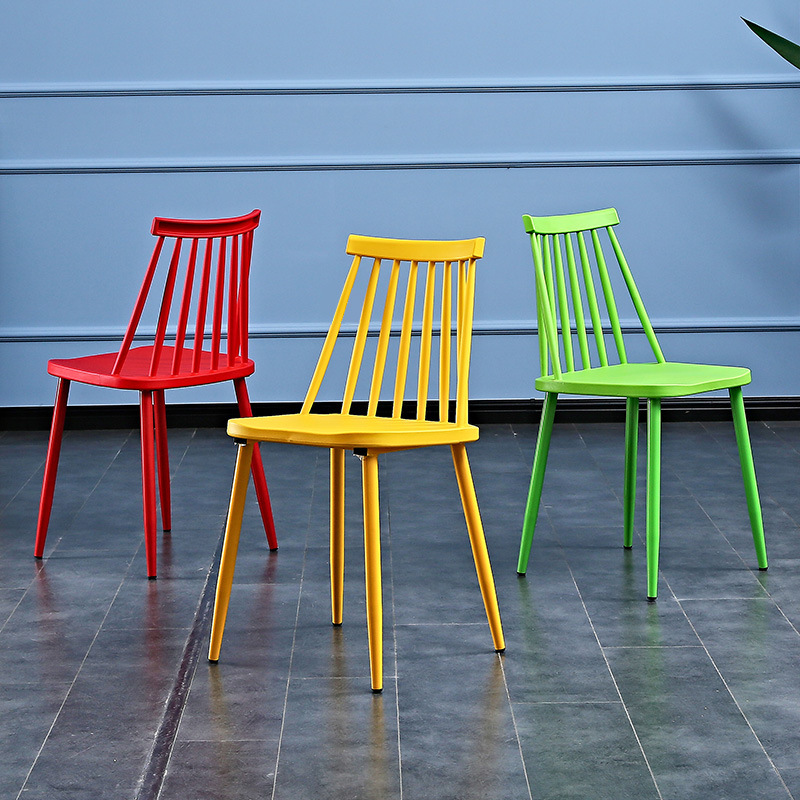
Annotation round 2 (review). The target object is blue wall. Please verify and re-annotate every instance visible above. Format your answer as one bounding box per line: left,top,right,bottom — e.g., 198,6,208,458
2,1,799,406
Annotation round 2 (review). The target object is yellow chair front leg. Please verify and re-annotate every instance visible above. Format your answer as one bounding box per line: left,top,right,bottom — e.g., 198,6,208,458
209,440,254,663
361,453,384,692
330,447,346,625
451,443,505,653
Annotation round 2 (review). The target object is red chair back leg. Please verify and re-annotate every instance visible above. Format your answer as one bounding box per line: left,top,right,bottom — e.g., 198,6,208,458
234,377,277,550
153,390,172,532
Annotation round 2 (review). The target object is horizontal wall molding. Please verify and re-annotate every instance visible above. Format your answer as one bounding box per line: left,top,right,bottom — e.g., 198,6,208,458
4,319,800,344
2,77,800,98
3,151,800,176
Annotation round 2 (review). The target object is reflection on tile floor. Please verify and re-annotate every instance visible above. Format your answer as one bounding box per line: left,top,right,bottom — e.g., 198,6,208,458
2,419,800,799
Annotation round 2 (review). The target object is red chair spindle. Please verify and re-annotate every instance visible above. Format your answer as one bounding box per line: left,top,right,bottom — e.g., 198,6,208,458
171,238,199,375
211,237,227,370
149,239,183,377
112,237,166,375
192,238,214,373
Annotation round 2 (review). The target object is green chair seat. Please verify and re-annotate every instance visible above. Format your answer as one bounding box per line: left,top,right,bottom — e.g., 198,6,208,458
517,208,767,600
536,361,752,398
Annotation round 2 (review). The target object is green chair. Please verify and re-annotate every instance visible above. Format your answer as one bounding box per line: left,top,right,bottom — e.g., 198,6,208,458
516,208,768,599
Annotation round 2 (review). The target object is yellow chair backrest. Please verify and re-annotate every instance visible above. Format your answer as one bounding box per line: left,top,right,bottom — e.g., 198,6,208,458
300,235,485,426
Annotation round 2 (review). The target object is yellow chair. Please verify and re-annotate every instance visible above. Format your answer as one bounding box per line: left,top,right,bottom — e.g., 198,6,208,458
208,234,505,691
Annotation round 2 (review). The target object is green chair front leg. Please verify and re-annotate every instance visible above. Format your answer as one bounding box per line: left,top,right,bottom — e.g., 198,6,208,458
646,398,661,601
518,391,558,575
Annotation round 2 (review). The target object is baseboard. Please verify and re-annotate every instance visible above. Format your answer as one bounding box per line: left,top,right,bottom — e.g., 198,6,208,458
3,396,800,431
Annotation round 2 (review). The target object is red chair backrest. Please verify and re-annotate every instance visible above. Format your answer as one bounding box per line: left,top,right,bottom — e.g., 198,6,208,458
111,210,261,377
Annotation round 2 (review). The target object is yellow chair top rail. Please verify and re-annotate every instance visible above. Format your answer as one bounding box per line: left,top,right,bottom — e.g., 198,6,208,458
301,234,486,427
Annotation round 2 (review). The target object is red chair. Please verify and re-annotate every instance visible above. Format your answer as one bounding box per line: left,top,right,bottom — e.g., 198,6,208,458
34,210,277,577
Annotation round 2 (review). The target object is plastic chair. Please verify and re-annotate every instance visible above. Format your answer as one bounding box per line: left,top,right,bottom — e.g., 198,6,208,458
516,208,768,600
207,234,505,692
35,210,277,578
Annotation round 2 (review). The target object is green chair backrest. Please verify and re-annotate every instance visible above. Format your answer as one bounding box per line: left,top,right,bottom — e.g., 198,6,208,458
524,208,666,380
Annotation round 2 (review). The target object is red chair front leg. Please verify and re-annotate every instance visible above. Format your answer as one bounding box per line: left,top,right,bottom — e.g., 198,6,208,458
35,377,71,558
233,377,277,550
140,391,158,578
153,389,172,532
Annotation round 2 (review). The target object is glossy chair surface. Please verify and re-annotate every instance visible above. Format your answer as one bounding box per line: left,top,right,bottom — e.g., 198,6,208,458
208,234,505,691
35,210,277,577
517,208,767,599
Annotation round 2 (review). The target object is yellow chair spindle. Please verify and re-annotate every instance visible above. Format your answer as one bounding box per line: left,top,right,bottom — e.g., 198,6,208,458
342,258,381,415
368,259,401,417
455,258,477,426
439,260,453,422
416,261,437,421
392,261,419,418
301,255,363,414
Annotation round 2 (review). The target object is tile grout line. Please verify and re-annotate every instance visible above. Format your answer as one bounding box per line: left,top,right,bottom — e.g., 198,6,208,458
32,430,138,565
503,422,547,800
565,559,666,800
668,574,797,800
134,523,226,800
270,449,322,800
384,461,404,800
15,543,140,800
497,656,535,800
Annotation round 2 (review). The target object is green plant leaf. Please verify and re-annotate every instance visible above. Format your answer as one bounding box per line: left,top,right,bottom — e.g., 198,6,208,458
743,17,800,71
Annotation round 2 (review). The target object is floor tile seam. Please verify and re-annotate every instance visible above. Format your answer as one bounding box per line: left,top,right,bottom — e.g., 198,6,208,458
497,654,534,800
290,673,399,682
564,558,665,800
15,542,138,800
176,736,281,744
667,448,782,588
394,621,490,627
134,525,232,800
270,449,322,800
510,699,623,707
0,582,36,636
763,421,800,459
677,595,800,632
669,577,796,800
51,429,138,543
695,419,800,555
382,463,405,800
0,446,47,514
601,644,704,650
165,428,196,480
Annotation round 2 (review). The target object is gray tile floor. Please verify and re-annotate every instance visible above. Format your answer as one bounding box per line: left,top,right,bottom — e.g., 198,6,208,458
2,417,800,799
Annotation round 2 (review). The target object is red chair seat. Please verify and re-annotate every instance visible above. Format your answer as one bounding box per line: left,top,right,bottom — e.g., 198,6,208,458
48,347,255,390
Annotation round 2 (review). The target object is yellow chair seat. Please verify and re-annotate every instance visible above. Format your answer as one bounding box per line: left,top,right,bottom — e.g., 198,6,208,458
227,413,480,450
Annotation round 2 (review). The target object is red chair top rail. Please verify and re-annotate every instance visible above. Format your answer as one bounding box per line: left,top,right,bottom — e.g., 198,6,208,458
151,209,261,239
